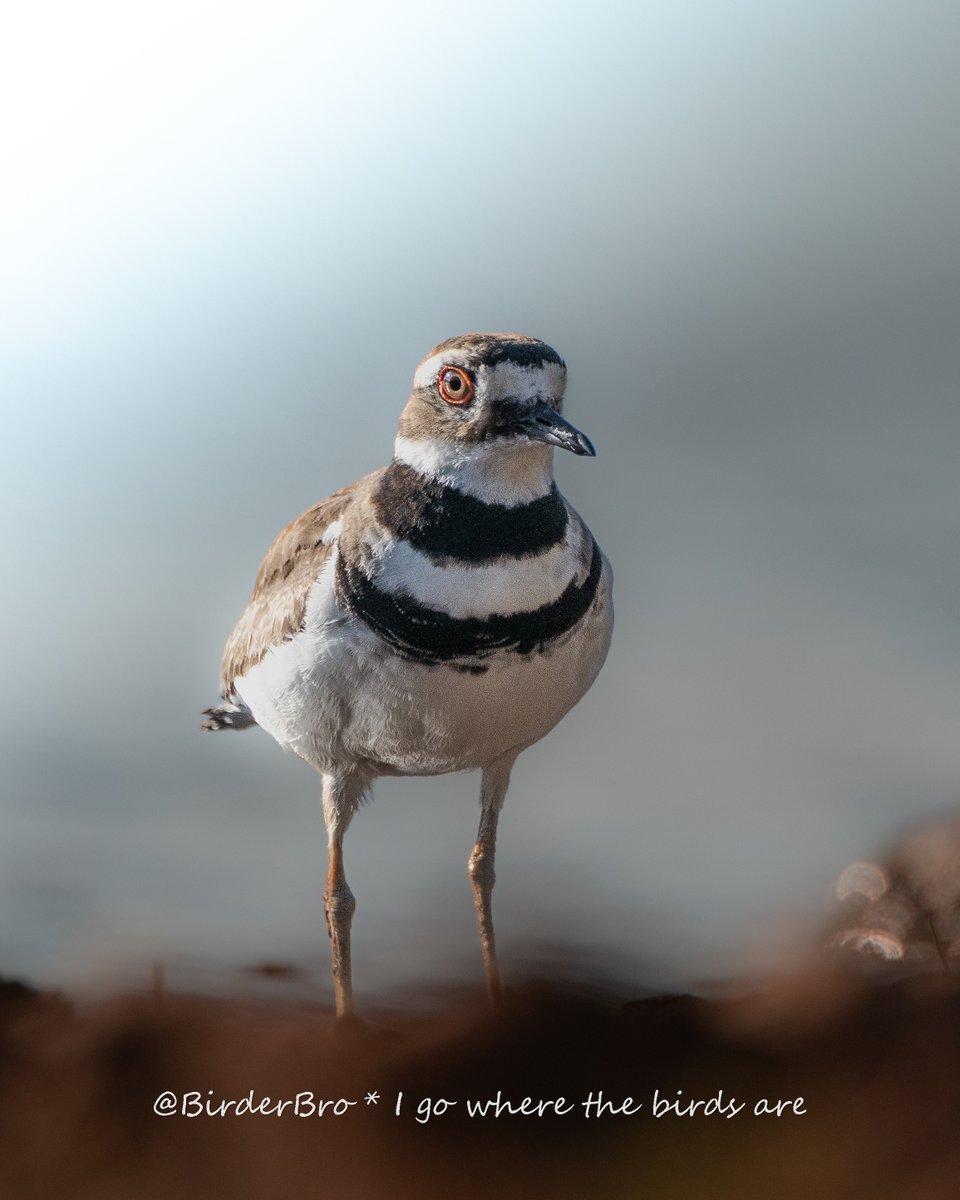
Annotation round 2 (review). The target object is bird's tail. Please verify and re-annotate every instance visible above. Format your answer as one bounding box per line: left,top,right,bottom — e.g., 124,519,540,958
200,699,257,732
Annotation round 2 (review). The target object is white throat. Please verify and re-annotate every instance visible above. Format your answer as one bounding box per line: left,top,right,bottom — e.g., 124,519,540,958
393,436,555,508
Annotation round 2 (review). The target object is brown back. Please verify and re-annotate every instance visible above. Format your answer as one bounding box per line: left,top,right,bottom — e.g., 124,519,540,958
219,477,371,696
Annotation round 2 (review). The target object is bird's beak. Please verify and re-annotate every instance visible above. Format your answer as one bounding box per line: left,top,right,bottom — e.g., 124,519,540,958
510,399,596,457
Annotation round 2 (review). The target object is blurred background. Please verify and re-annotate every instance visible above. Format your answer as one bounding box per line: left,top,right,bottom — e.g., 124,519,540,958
2,0,959,1004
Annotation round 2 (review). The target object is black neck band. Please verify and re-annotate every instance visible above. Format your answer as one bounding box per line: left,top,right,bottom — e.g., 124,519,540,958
336,538,603,664
373,461,568,564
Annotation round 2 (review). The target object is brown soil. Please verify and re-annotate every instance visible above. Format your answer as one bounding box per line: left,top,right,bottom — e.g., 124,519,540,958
2,967,958,1200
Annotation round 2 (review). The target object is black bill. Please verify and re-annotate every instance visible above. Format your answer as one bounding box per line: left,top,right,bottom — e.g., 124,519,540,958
508,399,596,456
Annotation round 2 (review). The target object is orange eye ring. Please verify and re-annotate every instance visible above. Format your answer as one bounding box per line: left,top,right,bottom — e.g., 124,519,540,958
438,366,474,406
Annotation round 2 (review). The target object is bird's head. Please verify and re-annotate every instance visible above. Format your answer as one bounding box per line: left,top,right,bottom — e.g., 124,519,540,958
397,333,595,459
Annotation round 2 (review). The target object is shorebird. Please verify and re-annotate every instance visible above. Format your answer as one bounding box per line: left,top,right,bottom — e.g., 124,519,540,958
203,333,613,1016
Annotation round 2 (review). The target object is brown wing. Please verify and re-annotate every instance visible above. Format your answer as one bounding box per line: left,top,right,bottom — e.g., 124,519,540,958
219,476,369,697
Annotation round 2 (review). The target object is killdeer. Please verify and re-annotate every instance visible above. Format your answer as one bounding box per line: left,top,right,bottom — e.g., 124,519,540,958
203,333,613,1016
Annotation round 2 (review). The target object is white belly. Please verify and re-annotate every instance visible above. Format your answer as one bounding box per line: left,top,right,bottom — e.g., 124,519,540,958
236,551,613,778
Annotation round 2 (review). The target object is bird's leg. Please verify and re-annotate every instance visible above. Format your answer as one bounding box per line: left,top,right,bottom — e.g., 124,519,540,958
324,839,355,1017
468,753,517,1005
321,773,363,1018
469,807,502,1003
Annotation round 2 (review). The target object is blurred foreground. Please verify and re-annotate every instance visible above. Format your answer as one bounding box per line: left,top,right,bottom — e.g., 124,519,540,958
2,959,959,1200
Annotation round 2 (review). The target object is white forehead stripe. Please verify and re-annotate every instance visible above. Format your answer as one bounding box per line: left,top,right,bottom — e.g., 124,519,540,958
412,355,566,399
394,436,555,507
413,350,470,389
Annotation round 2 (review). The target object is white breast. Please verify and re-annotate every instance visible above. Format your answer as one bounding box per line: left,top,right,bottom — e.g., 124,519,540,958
235,546,613,779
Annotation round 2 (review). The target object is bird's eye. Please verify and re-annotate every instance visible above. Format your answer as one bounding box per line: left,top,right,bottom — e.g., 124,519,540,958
438,366,474,406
